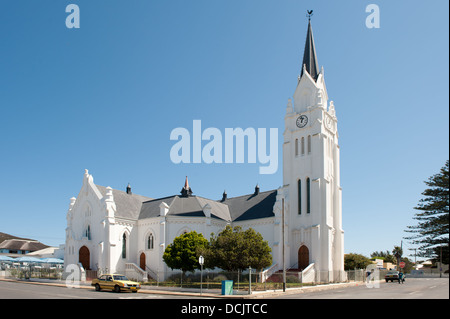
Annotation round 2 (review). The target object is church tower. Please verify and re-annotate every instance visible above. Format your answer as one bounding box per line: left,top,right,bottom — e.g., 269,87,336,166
282,17,344,280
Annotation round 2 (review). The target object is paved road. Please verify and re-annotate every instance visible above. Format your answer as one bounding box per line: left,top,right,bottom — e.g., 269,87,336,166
1,278,448,299
0,280,207,299
273,278,449,299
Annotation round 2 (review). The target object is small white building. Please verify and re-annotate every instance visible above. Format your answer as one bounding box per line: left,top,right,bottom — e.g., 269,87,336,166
64,19,344,282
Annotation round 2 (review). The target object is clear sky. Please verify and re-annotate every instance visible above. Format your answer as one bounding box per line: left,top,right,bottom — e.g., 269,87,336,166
0,0,448,260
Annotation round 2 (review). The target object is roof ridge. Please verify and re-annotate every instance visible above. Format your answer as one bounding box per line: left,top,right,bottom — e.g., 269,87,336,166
95,184,152,200
219,189,277,201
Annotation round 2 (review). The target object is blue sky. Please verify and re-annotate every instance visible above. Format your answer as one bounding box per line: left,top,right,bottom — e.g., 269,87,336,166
0,0,448,260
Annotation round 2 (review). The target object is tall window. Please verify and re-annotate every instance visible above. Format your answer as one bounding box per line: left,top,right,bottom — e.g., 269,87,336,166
306,178,311,214
295,139,299,156
301,137,305,155
307,135,311,153
298,179,302,215
84,225,91,240
147,234,154,250
122,233,126,259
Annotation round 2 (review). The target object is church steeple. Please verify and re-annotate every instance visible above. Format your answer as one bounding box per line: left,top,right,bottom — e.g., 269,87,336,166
180,176,193,197
300,19,319,82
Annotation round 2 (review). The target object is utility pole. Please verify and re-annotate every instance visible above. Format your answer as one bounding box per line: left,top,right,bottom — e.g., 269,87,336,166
282,198,286,292
440,246,443,278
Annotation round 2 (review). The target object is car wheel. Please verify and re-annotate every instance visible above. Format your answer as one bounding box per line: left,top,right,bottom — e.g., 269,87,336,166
114,285,121,293
385,279,388,283
95,284,101,291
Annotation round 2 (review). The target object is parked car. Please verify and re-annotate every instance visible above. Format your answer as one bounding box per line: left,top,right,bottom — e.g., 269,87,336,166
91,274,141,293
385,271,399,282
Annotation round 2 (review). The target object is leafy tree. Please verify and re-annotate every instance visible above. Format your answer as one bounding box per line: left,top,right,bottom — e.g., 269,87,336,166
208,225,272,272
163,231,209,273
344,253,372,270
405,160,449,263
370,250,396,264
392,246,403,266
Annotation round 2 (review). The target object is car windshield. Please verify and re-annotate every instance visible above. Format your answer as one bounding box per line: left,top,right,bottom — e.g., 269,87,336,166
113,275,129,281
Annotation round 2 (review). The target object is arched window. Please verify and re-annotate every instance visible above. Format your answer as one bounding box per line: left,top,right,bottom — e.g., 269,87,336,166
298,179,302,215
307,135,311,154
122,233,127,259
295,138,299,156
147,234,154,250
301,137,305,155
85,225,91,240
306,178,311,214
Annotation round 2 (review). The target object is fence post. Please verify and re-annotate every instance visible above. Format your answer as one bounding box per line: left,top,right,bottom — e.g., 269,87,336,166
248,267,252,295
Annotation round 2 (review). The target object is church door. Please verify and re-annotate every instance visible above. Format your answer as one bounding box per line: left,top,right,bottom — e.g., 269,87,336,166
140,252,146,270
298,245,309,270
79,246,90,270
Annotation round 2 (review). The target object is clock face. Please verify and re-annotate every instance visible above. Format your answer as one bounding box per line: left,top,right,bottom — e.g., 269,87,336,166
296,115,308,128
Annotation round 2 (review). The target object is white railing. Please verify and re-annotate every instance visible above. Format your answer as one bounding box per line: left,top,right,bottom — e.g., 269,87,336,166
300,263,315,283
260,263,279,283
125,263,148,282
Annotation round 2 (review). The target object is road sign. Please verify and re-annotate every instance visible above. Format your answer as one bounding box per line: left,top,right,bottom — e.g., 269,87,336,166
399,261,406,268
199,255,204,265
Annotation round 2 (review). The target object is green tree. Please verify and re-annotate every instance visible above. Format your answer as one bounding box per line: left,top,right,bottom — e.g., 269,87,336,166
405,160,449,263
163,231,209,273
344,253,372,270
208,225,272,272
370,250,396,264
392,246,403,267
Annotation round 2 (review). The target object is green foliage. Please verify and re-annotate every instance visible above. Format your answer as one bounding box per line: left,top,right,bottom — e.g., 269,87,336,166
344,253,372,270
162,231,209,273
207,225,272,271
405,160,449,263
392,246,403,265
370,250,396,264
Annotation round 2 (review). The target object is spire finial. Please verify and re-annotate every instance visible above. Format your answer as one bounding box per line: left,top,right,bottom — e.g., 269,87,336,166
307,10,313,21
300,11,319,81
180,176,193,197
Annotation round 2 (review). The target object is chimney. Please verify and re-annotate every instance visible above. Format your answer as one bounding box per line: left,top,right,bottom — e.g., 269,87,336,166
254,184,260,195
126,183,132,195
221,190,227,202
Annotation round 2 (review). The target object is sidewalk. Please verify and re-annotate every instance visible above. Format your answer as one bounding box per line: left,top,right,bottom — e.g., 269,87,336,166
0,276,367,298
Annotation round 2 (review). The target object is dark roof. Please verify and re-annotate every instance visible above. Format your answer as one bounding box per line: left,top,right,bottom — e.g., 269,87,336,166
300,20,319,81
0,239,48,252
0,232,33,245
138,195,232,221
96,185,152,219
138,189,277,222
222,190,277,222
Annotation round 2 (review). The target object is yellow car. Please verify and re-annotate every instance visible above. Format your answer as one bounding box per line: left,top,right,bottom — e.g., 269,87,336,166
91,274,141,293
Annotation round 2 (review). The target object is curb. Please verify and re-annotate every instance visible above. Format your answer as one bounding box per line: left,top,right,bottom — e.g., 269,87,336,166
0,277,376,298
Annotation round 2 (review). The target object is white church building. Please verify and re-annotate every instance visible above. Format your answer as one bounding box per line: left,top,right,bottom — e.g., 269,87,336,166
64,19,344,282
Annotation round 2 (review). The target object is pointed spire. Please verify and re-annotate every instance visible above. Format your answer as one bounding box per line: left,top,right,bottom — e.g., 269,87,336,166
180,176,193,197
300,19,319,82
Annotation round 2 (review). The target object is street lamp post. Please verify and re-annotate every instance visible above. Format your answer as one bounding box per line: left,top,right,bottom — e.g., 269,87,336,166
199,255,204,295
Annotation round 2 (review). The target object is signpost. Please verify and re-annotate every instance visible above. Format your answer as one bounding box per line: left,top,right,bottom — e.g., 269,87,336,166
199,255,204,295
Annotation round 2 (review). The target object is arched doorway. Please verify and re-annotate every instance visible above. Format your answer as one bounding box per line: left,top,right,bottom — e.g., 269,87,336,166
79,246,90,270
140,252,146,270
298,245,309,270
